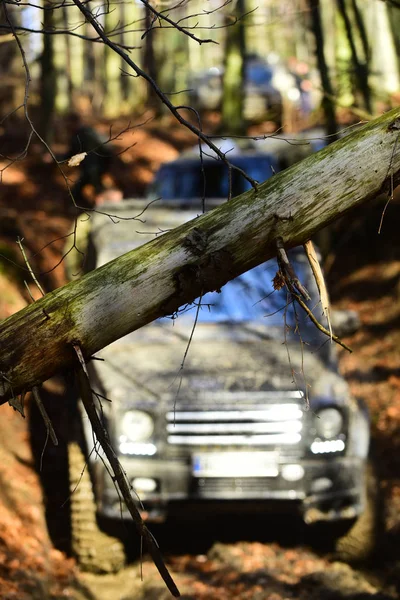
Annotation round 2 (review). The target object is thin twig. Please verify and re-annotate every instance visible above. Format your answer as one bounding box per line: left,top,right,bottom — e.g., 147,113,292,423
0,23,139,50
322,90,373,121
16,237,45,296
172,290,203,414
378,125,400,234
32,386,59,446
9,389,25,417
24,280,36,303
291,293,352,353
140,0,217,45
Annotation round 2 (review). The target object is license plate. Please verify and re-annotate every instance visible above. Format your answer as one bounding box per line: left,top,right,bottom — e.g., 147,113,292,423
192,451,279,478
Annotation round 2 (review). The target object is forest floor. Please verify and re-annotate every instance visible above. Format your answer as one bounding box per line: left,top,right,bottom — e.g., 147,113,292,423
1,116,400,599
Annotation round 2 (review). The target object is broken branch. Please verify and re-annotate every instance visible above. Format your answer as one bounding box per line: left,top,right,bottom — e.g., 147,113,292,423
73,344,180,598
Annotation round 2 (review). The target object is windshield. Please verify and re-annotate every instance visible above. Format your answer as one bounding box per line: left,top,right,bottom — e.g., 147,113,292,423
172,252,327,347
151,155,278,201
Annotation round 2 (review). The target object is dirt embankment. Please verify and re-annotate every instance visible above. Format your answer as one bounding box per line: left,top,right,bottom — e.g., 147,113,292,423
0,407,79,599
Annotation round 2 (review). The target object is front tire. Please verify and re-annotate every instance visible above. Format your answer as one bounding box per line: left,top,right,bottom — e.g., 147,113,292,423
68,441,126,573
334,463,381,563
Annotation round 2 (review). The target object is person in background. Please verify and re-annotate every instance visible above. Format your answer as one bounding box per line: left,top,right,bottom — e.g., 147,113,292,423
63,112,115,208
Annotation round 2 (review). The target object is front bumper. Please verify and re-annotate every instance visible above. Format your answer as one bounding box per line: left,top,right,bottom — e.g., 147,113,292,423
95,453,366,524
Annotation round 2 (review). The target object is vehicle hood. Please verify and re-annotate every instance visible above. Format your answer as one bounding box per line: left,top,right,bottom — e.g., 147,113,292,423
91,322,346,409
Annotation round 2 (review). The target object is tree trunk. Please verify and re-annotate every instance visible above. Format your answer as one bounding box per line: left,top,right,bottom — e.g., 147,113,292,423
53,8,69,115
334,0,353,108
0,4,23,118
308,0,338,139
62,6,74,107
103,3,122,117
367,1,400,99
351,0,370,66
222,0,246,135
143,5,160,115
0,108,399,403
40,4,56,142
84,7,95,86
68,6,84,98
387,4,400,82
336,0,372,114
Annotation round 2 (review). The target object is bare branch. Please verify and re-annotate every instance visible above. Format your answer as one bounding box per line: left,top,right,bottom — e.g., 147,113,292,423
16,237,45,297
4,0,92,9
140,0,217,45
32,386,59,446
73,344,180,598
290,292,352,353
71,0,258,191
0,23,141,50
276,237,310,301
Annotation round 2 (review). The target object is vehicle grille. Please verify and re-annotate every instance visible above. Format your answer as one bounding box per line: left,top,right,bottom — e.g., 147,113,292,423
193,476,291,498
166,391,305,450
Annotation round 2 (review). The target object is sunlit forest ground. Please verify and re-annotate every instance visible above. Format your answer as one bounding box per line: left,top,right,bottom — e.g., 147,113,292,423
1,117,400,599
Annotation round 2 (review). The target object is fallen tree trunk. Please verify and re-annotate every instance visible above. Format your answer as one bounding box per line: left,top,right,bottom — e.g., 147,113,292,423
1,108,399,403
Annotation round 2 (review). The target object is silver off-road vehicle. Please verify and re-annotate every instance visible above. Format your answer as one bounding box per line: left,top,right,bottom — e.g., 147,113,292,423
68,156,374,572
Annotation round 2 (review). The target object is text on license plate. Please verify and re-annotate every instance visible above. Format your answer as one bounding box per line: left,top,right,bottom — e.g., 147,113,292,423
192,451,279,478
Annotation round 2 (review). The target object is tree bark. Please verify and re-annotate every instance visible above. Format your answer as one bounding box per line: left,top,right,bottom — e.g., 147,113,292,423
222,0,246,134
40,4,56,142
351,0,370,66
387,4,400,81
103,2,122,117
308,0,338,139
62,5,74,106
337,0,372,114
0,108,399,403
143,5,160,114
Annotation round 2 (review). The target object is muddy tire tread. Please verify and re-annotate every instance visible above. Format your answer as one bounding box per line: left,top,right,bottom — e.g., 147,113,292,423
68,441,126,574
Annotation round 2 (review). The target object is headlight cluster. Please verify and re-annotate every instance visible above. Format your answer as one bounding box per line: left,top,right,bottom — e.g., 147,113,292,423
120,410,154,442
314,407,343,440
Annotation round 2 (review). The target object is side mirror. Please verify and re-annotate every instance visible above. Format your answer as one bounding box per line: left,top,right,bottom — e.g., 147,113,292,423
330,309,361,338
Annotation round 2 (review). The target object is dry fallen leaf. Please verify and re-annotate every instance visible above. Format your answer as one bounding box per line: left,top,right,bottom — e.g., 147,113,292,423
68,152,87,167
273,270,285,291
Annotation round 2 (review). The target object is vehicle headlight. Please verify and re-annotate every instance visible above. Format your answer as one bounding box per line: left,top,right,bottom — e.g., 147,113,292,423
120,410,154,442
315,408,343,440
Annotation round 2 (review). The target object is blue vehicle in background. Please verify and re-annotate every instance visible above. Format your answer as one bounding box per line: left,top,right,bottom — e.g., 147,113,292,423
149,152,280,202
149,130,330,205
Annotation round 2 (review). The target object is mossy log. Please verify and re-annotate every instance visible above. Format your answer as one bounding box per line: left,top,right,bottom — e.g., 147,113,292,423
1,108,399,403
